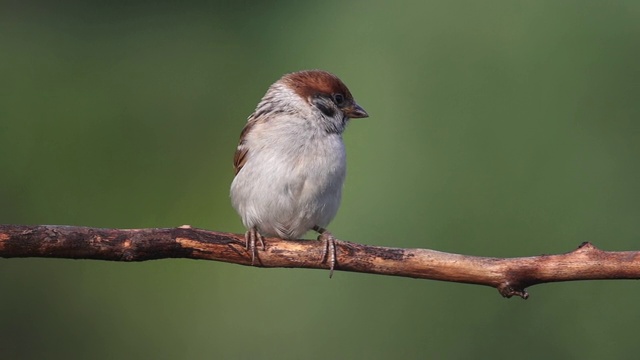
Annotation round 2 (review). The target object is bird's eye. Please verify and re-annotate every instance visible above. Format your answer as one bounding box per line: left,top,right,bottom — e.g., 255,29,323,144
333,93,345,106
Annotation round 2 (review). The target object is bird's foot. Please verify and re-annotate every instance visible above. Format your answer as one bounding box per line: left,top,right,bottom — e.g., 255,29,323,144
245,228,265,265
314,226,337,278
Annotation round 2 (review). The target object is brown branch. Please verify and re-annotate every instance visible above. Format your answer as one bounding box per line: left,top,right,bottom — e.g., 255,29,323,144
1,224,639,299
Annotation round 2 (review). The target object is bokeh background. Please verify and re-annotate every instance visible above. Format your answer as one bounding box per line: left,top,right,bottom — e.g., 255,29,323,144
2,1,640,359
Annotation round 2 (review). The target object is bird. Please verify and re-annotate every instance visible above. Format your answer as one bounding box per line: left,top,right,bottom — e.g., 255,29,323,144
230,69,368,276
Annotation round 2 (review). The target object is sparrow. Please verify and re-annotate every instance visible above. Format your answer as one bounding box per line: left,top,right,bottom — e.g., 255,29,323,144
230,70,368,275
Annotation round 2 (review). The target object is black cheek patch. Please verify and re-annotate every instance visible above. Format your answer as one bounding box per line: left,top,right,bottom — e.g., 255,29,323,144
312,98,336,118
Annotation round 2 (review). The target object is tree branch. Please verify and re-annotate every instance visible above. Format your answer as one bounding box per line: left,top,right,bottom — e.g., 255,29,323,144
2,224,639,299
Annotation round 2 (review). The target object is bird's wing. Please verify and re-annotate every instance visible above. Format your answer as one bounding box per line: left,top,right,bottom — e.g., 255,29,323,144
233,117,259,175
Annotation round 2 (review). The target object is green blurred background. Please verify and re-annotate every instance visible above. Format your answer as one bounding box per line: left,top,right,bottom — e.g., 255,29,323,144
2,1,639,359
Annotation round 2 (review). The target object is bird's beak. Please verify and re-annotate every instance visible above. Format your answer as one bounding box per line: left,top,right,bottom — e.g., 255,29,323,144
344,103,369,119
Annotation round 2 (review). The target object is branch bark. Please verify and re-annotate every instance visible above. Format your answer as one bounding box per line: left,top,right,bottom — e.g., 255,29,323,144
2,224,639,299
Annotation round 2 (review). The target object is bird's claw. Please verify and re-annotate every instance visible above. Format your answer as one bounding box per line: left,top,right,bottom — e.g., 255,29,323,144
245,228,265,265
315,227,337,278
